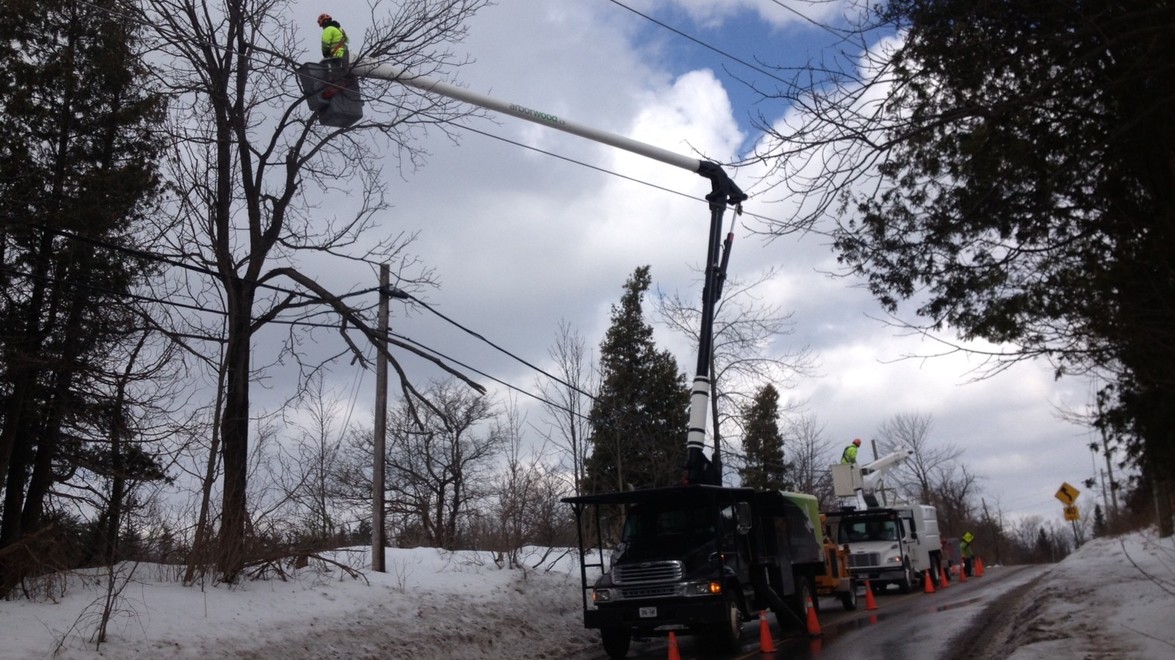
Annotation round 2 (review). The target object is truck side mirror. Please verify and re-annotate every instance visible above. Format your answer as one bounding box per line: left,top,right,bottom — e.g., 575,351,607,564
736,502,753,534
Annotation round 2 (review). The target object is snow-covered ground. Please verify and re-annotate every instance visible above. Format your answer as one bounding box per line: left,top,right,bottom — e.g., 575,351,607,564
2,530,1172,659
985,529,1175,660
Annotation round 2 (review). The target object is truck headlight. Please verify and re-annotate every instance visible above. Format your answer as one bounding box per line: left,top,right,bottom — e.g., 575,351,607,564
686,580,723,596
592,588,613,603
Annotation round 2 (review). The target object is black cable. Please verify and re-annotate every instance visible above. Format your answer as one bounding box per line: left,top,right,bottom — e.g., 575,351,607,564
2,242,594,419
390,331,594,423
765,0,853,39
605,0,817,85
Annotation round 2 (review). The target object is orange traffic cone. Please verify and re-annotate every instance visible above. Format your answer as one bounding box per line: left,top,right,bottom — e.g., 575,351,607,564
806,597,822,636
960,563,968,582
864,580,879,610
759,610,777,653
940,564,950,588
923,570,936,594
667,630,681,660
976,557,985,576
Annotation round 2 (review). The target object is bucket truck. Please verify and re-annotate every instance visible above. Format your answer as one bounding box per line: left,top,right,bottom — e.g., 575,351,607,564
824,450,945,592
296,51,848,656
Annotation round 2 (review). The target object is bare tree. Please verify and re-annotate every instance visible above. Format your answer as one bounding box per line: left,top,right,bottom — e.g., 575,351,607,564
933,463,979,538
876,412,964,506
535,320,595,496
273,373,350,542
480,399,573,567
1006,514,1045,563
131,0,490,581
656,269,814,479
783,414,837,510
385,380,502,550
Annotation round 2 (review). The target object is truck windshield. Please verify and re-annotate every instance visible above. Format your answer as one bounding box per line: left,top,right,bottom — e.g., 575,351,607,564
841,519,900,543
622,504,720,544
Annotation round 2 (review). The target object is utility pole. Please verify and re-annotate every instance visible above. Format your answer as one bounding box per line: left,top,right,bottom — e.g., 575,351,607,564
371,264,389,572
981,498,1002,565
1099,429,1119,517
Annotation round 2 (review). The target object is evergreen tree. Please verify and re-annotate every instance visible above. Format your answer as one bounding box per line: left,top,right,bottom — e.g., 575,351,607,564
1035,528,1053,563
584,266,688,492
1093,504,1107,538
0,0,167,594
738,384,790,491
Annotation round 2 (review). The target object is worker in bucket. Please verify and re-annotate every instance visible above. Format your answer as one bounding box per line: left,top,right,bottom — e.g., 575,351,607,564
841,438,862,464
318,13,349,63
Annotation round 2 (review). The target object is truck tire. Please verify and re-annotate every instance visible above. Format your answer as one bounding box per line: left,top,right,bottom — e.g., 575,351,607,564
782,576,813,631
897,559,914,593
709,593,743,653
809,576,822,614
601,627,631,659
840,578,858,610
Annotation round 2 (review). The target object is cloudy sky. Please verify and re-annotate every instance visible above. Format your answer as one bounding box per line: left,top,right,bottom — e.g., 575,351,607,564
284,0,1114,524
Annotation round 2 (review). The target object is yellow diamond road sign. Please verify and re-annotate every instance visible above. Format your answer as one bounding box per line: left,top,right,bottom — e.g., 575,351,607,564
1055,482,1080,505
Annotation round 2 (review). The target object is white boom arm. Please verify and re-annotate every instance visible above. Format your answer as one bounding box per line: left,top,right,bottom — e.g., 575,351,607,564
342,59,747,485
859,449,913,493
353,62,703,173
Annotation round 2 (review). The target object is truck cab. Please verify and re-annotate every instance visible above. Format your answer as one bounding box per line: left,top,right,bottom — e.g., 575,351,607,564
827,504,943,592
564,485,825,658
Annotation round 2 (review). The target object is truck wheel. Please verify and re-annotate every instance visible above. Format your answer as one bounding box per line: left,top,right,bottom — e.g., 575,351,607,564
601,627,631,659
783,577,813,631
840,578,858,610
808,576,822,613
710,593,743,653
897,560,914,593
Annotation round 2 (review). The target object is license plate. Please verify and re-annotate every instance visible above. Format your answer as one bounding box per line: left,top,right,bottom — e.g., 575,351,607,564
639,607,658,618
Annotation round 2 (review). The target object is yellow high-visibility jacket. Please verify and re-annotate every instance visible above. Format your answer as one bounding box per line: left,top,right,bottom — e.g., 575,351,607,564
841,444,858,464
321,25,348,59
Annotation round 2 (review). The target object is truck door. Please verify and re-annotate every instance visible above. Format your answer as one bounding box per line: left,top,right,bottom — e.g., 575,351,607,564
718,503,751,579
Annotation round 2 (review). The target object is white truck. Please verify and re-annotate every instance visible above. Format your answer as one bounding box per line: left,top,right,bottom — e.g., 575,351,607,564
825,450,945,592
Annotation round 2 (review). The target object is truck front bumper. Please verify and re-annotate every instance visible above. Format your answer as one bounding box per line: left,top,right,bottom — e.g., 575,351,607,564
849,566,906,583
585,596,727,631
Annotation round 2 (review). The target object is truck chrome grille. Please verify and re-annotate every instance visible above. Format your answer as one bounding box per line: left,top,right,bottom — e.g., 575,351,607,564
848,552,881,568
614,560,684,584
619,584,678,599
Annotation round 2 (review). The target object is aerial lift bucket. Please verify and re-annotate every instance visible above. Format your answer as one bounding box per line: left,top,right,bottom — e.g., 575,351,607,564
297,61,363,127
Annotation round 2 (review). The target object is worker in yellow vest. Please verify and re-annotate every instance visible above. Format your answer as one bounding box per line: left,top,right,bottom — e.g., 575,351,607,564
960,531,975,576
317,13,349,63
841,438,862,464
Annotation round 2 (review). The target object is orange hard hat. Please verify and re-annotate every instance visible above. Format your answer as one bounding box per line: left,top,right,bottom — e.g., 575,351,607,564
853,438,862,446
317,13,332,27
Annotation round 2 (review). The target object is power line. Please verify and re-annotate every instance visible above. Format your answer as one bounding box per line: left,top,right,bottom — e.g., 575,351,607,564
390,331,593,423
765,0,852,39
604,0,793,85
3,231,594,420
